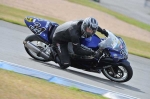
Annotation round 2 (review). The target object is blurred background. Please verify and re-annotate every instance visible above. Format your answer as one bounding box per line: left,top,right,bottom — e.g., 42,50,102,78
97,0,150,25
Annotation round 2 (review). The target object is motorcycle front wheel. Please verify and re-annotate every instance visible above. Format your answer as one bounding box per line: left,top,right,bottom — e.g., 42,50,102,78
102,64,133,82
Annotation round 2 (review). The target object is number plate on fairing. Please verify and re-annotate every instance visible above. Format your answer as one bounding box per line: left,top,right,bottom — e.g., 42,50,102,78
24,16,58,42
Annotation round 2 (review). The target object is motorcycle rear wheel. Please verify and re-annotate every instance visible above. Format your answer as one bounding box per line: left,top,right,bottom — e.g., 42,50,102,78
24,34,51,62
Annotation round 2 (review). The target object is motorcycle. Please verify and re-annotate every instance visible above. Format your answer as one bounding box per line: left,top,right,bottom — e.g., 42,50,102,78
23,16,133,82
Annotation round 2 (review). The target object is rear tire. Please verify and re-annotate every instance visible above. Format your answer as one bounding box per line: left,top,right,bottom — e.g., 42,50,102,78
24,34,51,62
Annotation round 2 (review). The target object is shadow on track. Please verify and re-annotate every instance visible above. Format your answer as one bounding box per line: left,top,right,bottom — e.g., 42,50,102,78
67,69,144,93
30,58,144,93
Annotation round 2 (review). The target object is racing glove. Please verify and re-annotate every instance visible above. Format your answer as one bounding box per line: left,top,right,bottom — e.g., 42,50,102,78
93,49,103,59
101,29,108,37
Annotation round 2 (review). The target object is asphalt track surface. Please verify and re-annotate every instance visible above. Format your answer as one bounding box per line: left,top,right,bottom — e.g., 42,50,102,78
99,0,150,25
0,20,150,99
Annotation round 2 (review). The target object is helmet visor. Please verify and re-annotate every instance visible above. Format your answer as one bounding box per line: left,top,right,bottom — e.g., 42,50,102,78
87,26,97,34
86,27,94,34
85,27,96,38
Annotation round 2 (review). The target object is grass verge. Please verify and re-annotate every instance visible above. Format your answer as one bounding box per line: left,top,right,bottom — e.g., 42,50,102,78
0,69,107,99
0,4,64,26
0,4,150,59
68,0,150,32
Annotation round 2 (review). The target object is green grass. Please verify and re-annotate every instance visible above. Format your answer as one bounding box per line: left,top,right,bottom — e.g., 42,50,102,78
0,4,150,59
69,86,81,91
0,4,64,26
68,0,150,32
0,69,107,99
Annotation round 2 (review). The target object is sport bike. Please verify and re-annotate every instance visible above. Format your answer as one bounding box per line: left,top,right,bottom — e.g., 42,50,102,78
23,16,133,82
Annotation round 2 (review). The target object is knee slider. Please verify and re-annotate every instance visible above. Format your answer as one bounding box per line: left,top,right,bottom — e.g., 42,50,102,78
62,63,70,67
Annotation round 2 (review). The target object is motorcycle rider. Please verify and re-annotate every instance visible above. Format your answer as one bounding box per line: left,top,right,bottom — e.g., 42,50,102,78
51,17,108,69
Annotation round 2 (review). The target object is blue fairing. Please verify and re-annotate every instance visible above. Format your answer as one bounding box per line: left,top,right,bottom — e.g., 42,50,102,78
108,48,122,62
80,34,101,50
24,16,58,43
103,35,128,61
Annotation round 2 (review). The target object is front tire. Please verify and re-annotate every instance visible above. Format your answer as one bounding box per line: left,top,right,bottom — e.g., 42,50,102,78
102,64,133,82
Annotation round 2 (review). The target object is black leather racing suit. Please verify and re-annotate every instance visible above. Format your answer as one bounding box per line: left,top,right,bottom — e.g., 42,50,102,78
52,20,108,67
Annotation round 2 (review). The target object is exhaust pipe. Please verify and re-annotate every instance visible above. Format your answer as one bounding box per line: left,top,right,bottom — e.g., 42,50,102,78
23,41,50,60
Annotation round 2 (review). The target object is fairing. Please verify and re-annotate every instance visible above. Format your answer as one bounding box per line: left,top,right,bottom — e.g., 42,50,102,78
99,30,128,60
24,16,58,43
80,34,101,50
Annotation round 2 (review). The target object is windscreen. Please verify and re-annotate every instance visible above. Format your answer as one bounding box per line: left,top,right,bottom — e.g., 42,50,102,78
99,30,128,59
99,30,125,51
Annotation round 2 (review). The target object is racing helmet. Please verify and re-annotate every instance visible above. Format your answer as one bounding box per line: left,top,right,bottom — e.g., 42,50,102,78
81,17,98,38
